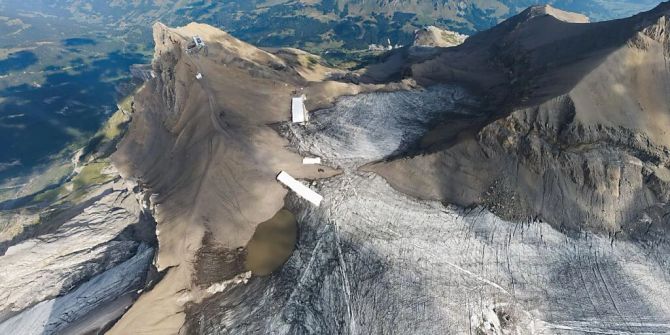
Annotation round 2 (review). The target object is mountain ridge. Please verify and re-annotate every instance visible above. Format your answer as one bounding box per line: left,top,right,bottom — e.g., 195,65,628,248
370,1,670,237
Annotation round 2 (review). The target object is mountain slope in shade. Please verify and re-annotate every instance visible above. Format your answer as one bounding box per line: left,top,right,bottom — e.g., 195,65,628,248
370,3,670,235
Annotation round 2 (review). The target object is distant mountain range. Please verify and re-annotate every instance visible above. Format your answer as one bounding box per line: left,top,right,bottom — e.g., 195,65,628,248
1,0,663,51
0,0,663,183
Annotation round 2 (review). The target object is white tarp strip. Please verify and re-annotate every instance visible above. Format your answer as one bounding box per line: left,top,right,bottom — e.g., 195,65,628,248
292,97,306,123
302,157,322,165
302,102,309,122
276,171,323,206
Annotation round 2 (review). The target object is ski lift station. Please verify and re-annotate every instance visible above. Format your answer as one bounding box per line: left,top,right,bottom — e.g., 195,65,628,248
276,171,323,207
292,95,309,123
187,36,206,53
193,36,205,48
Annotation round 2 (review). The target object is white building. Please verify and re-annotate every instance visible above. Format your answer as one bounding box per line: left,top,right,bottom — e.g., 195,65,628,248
291,95,309,123
302,157,321,165
276,171,323,207
187,36,206,53
193,36,205,49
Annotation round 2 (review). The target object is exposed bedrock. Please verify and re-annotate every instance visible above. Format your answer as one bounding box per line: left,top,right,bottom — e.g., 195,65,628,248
477,95,670,235
0,177,156,333
0,244,153,335
413,26,468,48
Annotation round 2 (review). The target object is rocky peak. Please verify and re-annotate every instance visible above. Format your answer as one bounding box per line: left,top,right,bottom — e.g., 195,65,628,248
636,15,670,52
413,26,468,48
523,5,590,23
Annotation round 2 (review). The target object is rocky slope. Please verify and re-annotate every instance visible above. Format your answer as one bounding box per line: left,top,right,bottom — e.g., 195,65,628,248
0,93,158,332
0,167,157,333
0,244,153,335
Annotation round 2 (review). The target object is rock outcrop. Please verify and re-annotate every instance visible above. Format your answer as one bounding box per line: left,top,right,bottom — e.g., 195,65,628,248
413,26,468,48
0,244,153,334
0,182,141,317
0,172,156,333
524,4,590,23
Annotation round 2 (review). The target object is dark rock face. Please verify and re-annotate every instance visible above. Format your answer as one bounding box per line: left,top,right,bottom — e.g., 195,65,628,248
374,91,670,239
0,177,156,334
